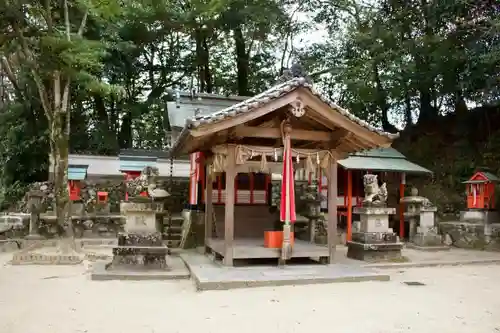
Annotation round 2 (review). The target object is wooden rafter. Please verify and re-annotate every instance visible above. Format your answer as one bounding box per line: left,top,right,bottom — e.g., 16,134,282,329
233,125,333,142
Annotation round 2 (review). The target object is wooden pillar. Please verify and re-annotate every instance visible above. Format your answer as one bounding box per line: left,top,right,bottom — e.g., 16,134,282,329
347,170,353,242
204,164,213,250
327,156,338,263
223,146,236,266
399,172,406,238
249,172,254,204
217,175,222,204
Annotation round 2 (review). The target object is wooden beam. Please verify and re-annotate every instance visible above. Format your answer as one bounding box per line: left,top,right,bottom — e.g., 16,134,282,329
223,146,236,266
213,144,346,158
233,125,334,142
327,155,338,263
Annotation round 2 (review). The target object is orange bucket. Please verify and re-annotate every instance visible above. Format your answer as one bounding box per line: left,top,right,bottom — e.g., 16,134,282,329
264,231,295,248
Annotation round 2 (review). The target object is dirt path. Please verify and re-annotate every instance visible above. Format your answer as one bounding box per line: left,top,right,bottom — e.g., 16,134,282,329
0,254,499,333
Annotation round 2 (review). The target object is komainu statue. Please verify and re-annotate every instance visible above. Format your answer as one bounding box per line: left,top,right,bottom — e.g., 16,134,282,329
362,174,388,206
125,166,169,200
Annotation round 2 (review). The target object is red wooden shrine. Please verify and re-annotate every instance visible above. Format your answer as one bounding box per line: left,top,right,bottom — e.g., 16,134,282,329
68,181,82,201
464,171,498,210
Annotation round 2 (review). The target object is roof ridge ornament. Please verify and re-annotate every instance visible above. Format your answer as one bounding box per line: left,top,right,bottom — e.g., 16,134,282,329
277,62,313,84
290,99,305,118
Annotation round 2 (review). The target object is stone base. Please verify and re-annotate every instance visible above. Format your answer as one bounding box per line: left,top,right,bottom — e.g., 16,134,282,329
111,245,169,269
352,232,398,244
91,256,190,281
460,210,499,224
347,241,404,262
406,243,450,252
11,252,83,265
411,232,444,247
439,222,500,251
0,240,21,252
24,233,45,240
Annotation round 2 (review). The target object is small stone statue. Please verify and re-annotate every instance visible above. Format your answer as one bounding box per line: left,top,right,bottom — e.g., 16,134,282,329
290,62,312,83
362,174,388,206
277,68,293,83
277,62,313,84
126,166,170,200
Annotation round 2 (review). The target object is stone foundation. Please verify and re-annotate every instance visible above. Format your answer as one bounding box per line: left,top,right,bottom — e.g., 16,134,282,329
439,222,500,251
460,210,499,224
411,232,444,247
346,241,404,262
347,206,403,262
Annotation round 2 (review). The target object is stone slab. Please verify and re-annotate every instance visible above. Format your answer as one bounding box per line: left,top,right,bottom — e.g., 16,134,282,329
347,241,403,262
352,232,398,244
419,210,436,229
11,252,83,265
460,210,499,223
180,251,390,291
405,243,450,252
91,256,190,281
123,211,157,234
353,207,396,215
0,240,21,252
411,233,444,247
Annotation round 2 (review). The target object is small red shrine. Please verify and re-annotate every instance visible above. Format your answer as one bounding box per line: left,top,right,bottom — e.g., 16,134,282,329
67,164,89,201
464,171,499,210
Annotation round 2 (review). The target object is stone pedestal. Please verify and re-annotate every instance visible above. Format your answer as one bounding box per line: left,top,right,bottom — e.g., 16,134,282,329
401,190,449,251
109,201,169,270
406,206,449,251
460,210,499,224
347,206,403,262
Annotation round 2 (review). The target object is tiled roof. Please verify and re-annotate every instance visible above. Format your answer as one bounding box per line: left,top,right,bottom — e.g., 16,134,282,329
173,77,399,153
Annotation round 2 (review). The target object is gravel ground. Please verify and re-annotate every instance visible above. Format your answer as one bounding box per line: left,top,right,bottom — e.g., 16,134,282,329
0,254,499,333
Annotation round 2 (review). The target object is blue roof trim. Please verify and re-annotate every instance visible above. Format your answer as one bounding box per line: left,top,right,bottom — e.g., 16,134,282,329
68,165,88,180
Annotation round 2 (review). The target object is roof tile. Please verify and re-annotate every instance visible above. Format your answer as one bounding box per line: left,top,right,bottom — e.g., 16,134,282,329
173,77,399,153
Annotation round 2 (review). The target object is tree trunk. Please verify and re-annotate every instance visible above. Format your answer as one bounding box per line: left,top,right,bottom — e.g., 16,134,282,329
51,111,72,241
194,28,212,93
372,62,398,133
233,25,250,96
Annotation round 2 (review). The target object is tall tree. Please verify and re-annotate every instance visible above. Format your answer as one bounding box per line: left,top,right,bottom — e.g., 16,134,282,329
1,0,122,246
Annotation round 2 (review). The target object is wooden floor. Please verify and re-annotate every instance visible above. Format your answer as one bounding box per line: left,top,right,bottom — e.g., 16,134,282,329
206,238,329,260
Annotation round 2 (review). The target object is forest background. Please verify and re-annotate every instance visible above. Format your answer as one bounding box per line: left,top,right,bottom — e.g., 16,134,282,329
0,0,499,215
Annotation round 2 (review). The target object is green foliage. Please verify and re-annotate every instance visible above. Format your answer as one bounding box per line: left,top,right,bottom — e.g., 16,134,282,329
302,0,500,130
1,0,499,215
0,102,49,209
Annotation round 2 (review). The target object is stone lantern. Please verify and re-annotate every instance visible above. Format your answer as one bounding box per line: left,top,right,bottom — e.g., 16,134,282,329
400,187,448,250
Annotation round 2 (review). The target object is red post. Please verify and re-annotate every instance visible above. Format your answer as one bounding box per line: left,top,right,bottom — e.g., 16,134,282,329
399,173,406,238
199,153,205,203
347,170,353,241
